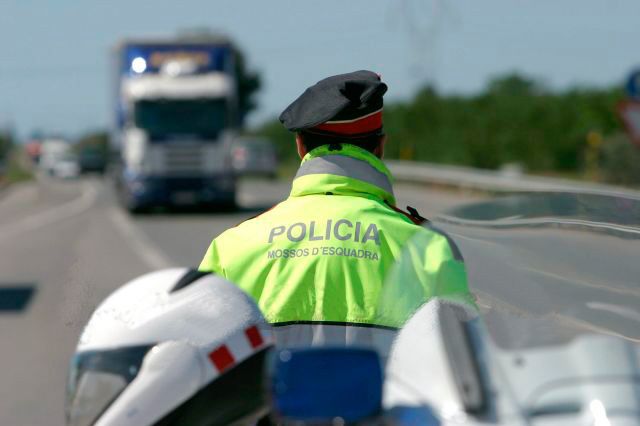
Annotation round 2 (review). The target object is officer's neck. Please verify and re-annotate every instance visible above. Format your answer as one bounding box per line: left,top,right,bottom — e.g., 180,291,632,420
295,138,385,160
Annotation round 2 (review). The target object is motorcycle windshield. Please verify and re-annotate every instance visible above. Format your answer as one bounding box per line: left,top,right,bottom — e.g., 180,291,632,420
379,189,640,424
66,344,155,426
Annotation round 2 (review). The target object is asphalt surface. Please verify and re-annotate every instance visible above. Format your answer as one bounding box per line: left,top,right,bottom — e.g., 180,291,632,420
1,175,638,425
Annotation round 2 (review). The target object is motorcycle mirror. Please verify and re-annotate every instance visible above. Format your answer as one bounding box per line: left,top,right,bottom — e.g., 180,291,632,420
270,347,383,424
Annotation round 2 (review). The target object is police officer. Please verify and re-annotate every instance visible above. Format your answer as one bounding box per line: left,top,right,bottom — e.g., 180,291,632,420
199,70,472,348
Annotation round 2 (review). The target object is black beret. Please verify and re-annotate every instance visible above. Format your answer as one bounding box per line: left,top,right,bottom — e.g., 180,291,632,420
279,70,388,134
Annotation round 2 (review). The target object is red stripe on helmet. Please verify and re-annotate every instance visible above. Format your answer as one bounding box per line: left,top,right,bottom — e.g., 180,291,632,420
245,325,264,349
313,110,382,135
209,345,235,373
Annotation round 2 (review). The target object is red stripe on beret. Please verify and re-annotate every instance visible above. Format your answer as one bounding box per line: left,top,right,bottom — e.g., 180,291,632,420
313,110,382,136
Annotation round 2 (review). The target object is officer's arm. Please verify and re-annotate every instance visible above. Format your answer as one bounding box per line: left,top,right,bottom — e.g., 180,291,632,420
403,231,475,307
430,238,475,307
198,239,225,276
376,230,476,327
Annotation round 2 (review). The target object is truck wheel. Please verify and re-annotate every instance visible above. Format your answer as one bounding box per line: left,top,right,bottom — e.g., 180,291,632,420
221,199,237,212
201,198,236,213
120,193,150,215
128,205,150,215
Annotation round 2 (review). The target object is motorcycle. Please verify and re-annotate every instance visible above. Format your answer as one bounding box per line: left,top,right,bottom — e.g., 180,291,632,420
67,190,640,425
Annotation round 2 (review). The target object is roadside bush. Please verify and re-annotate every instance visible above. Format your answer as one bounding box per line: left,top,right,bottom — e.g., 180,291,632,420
253,73,626,180
600,134,640,186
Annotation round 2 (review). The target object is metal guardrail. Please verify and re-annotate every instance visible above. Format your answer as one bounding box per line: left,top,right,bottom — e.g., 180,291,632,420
387,160,640,199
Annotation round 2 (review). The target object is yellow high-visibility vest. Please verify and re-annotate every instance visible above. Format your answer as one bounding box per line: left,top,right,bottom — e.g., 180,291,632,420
200,144,473,328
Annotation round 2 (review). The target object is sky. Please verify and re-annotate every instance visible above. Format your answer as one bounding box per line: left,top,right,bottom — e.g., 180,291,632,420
0,0,639,138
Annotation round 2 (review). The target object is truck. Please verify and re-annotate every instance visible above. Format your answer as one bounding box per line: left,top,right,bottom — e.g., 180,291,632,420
111,35,238,212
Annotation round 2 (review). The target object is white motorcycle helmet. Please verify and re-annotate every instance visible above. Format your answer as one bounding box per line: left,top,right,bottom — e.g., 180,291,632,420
66,268,273,426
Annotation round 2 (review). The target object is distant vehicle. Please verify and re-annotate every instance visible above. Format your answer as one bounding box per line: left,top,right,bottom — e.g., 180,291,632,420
78,146,107,174
39,139,72,176
51,153,80,179
111,35,239,212
25,141,42,164
231,137,278,179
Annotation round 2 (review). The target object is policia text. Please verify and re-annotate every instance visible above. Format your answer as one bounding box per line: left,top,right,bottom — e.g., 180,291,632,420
268,220,380,246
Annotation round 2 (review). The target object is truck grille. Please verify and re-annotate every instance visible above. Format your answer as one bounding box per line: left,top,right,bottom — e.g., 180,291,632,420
161,144,204,174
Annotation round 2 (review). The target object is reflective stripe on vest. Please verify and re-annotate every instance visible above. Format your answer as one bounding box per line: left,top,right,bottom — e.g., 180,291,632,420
295,154,394,196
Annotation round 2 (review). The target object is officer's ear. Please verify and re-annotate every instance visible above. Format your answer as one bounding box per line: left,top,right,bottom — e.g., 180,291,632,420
296,134,308,159
374,135,386,159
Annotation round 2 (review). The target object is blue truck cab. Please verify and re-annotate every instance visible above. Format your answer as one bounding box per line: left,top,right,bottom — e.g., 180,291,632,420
112,37,238,211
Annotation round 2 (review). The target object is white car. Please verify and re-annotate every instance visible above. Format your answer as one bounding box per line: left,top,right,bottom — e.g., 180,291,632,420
39,139,79,178
51,153,80,179
231,137,278,178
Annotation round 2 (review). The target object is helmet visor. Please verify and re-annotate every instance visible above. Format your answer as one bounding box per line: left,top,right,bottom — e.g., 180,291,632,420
66,345,154,426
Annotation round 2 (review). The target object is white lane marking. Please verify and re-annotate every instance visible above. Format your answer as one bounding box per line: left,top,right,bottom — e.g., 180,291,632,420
516,264,640,298
0,181,98,243
474,289,640,343
107,207,174,270
439,214,640,236
550,312,640,344
586,302,640,322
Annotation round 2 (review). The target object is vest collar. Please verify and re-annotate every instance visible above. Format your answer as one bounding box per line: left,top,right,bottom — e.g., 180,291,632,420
289,144,396,206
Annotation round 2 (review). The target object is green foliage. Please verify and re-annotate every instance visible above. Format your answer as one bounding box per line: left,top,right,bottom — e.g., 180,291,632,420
234,48,261,126
254,73,630,183
599,134,640,185
4,152,33,183
250,118,297,164
76,131,109,153
1,144,33,184
383,74,624,172
0,131,12,162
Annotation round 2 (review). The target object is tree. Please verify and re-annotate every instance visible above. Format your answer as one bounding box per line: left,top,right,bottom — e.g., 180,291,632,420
234,48,261,126
252,72,627,184
76,131,109,152
0,127,14,163
486,74,543,97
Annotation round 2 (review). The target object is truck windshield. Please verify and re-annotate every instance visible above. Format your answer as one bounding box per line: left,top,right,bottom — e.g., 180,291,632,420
134,99,227,139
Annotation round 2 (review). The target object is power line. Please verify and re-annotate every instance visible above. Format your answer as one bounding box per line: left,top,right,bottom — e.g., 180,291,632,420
0,65,104,79
394,0,459,86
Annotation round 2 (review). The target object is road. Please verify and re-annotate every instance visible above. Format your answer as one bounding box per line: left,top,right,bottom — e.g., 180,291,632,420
1,175,638,425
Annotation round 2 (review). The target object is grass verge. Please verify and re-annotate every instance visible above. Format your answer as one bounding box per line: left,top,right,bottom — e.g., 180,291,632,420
1,150,33,188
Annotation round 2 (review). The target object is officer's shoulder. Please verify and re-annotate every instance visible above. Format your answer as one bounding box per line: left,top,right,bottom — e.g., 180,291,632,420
419,222,464,262
226,202,284,232
384,203,428,226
